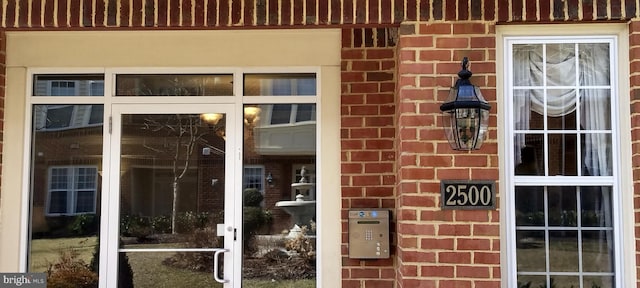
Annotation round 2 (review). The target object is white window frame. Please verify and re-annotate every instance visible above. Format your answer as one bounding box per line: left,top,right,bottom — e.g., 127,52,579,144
46,165,98,216
499,24,635,288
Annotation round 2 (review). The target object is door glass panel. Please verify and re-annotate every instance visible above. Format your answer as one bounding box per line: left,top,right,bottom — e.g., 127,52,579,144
27,104,103,287
242,104,317,286
115,74,233,96
119,113,227,287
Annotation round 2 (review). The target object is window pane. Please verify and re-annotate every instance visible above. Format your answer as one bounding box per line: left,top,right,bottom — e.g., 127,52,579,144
551,276,580,288
580,186,613,227
76,167,97,189
89,105,104,125
48,191,68,213
243,104,317,285
115,74,233,96
580,89,611,130
582,230,614,272
44,106,74,129
516,275,546,288
548,186,577,227
33,74,104,96
514,142,543,176
548,133,578,176
50,168,69,189
516,230,545,271
243,167,264,192
29,104,103,279
270,104,293,125
513,44,543,86
296,104,315,122
549,231,579,272
579,43,610,86
244,73,316,96
583,276,614,288
547,89,577,130
515,186,544,226
76,190,95,213
35,105,104,131
546,43,576,86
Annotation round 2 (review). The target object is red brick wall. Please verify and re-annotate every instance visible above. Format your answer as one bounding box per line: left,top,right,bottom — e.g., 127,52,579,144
395,21,499,288
630,19,640,288
0,0,636,28
341,27,397,288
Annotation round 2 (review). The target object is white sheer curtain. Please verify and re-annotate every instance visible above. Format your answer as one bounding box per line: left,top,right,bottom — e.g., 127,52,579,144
512,43,611,177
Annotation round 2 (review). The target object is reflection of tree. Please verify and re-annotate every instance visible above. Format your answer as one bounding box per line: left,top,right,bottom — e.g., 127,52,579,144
141,114,208,234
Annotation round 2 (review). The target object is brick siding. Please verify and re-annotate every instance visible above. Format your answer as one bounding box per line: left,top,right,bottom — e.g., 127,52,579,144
341,27,397,288
630,19,640,288
0,0,637,28
395,21,499,288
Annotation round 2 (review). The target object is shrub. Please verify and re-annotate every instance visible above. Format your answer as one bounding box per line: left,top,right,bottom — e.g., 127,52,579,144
69,214,98,236
284,222,316,261
175,211,209,233
151,215,172,234
47,250,98,288
163,227,221,272
90,237,134,288
243,188,263,207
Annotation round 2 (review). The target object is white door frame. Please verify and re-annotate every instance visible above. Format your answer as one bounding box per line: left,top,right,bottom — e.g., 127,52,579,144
106,103,241,287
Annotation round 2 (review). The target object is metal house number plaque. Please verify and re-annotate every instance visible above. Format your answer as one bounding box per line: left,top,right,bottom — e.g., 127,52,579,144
440,180,496,210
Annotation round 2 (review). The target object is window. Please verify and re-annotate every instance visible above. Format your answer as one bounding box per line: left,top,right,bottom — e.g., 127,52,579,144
34,105,104,131
506,37,619,288
47,166,98,215
269,104,316,125
243,165,265,193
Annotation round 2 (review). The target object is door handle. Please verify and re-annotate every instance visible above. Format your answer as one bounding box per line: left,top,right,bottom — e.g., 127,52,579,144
213,248,229,283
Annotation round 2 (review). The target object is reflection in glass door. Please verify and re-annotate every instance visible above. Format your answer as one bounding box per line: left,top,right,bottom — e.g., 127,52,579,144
111,105,235,287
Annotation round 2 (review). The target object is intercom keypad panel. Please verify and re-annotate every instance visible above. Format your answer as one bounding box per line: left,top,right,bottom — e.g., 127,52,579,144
348,209,390,259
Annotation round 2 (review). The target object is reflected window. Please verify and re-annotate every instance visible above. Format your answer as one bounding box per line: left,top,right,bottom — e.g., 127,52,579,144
243,166,265,193
47,166,98,215
33,74,104,96
34,105,104,131
266,104,316,126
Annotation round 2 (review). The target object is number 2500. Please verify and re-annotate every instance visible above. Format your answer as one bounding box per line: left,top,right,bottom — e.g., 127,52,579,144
444,184,492,206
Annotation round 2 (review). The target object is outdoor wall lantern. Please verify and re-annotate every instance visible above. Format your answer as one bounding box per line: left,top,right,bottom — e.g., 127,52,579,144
439,57,491,150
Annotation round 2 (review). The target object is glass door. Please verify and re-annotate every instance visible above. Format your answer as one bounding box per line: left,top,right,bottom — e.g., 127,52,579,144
108,104,237,288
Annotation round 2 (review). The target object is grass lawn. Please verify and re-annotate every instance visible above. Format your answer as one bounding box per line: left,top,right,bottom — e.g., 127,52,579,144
30,236,97,272
31,238,315,287
125,250,315,288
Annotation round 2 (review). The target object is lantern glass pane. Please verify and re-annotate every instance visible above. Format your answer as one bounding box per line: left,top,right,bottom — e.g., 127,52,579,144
453,108,481,150
442,111,458,149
